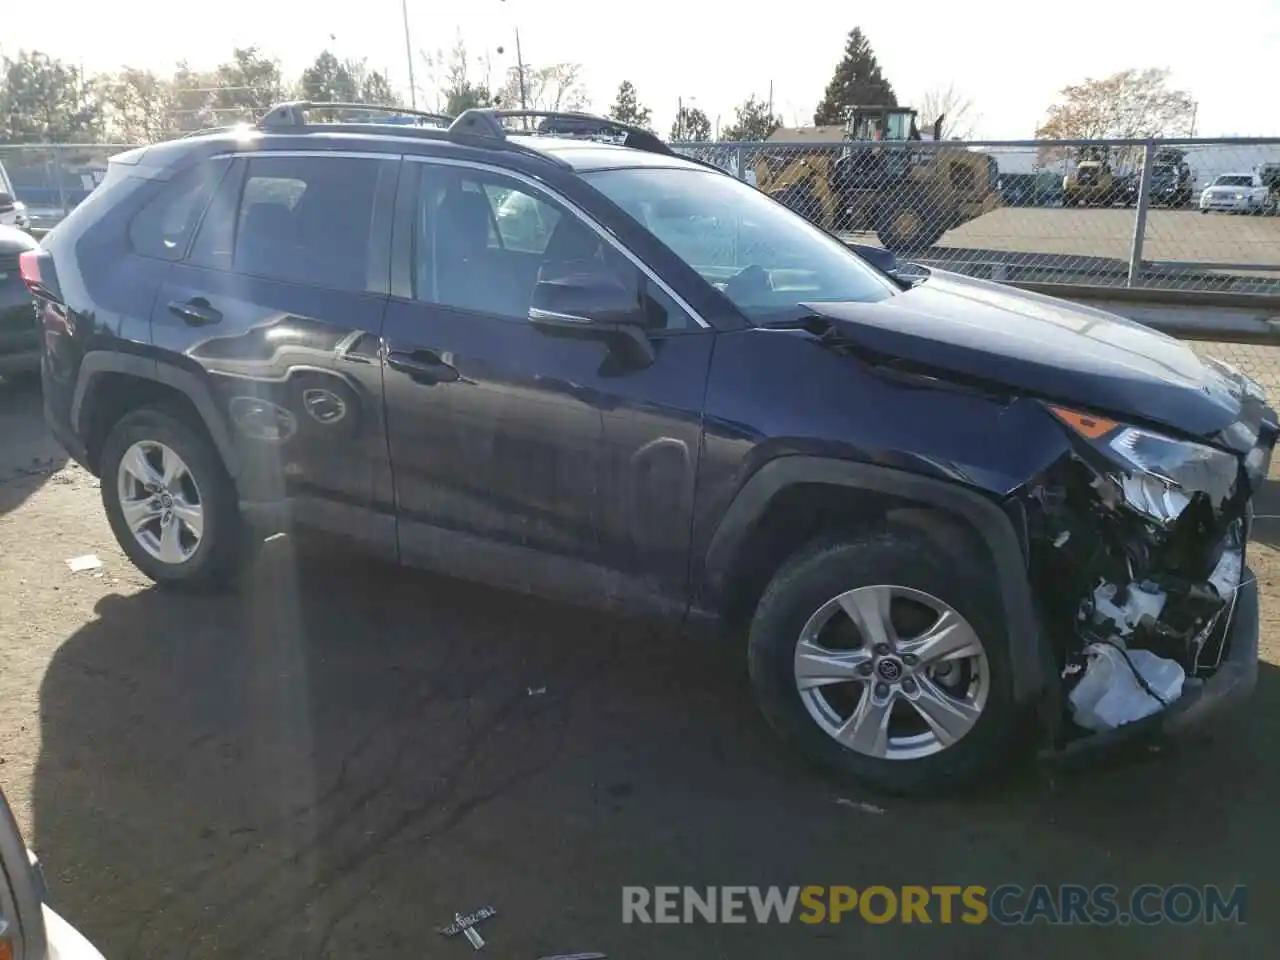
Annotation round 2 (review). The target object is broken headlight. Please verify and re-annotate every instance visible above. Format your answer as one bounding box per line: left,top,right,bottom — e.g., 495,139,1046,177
1049,406,1238,524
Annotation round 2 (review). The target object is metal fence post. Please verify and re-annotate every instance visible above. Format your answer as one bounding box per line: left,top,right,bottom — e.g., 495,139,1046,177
1127,140,1156,287
735,144,746,181
53,145,68,220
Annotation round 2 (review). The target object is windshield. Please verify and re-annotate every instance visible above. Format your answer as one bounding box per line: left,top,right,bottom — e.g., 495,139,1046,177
1215,175,1253,187
584,167,897,324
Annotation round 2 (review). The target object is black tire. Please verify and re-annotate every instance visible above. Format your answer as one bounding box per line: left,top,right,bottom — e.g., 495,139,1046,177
100,403,258,589
874,196,946,254
747,528,1025,795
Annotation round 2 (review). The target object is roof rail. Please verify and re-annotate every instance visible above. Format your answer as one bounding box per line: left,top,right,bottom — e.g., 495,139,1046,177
448,109,675,157
259,102,455,129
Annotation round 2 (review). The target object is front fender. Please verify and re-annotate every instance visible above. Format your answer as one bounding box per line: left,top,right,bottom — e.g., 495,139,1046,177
702,455,1053,705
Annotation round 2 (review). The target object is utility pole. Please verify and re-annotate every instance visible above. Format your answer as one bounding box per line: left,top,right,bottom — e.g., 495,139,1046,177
401,0,417,108
677,95,683,140
1189,101,1198,138
515,27,528,110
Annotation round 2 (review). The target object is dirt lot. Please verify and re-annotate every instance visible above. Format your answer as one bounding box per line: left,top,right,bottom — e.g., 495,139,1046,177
2,350,1280,959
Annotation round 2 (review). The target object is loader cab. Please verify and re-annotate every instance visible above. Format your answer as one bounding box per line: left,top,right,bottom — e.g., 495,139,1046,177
845,106,921,143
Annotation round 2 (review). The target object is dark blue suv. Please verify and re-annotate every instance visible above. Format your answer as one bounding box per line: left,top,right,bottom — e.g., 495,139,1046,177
25,104,1278,794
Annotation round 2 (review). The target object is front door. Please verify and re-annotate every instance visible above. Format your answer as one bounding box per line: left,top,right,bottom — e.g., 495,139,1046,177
154,152,398,554
381,158,713,615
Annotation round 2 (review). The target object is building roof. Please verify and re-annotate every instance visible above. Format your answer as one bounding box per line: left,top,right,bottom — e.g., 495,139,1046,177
767,125,846,144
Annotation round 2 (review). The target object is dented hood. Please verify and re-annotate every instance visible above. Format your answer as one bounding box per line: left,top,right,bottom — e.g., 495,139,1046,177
806,271,1248,437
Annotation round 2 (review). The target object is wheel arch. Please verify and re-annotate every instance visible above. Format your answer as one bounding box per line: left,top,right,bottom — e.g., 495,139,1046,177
701,456,1051,705
71,351,240,478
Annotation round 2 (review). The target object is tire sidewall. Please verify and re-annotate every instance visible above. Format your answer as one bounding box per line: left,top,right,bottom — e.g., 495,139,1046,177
748,532,1020,794
100,407,239,585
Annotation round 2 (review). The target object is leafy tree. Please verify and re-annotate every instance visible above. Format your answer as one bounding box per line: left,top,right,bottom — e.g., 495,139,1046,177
1035,68,1195,140
670,105,711,141
0,50,104,143
359,68,401,107
168,63,219,133
813,28,896,125
722,95,782,142
918,83,978,139
607,80,652,130
212,47,284,118
299,51,359,116
437,38,491,115
103,68,176,143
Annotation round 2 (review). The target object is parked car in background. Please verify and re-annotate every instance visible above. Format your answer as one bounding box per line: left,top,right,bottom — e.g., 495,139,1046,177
1200,173,1271,214
0,160,31,232
0,224,40,376
25,103,1277,796
0,785,106,958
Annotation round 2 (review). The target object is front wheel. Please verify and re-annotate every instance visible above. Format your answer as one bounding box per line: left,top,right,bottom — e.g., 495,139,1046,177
747,530,1024,795
100,404,259,588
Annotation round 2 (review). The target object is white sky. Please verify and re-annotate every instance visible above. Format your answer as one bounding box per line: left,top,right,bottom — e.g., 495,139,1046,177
4,0,1278,139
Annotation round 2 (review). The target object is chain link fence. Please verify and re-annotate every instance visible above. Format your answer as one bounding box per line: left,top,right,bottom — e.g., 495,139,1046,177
4,136,1280,295
0,143,131,235
674,137,1280,295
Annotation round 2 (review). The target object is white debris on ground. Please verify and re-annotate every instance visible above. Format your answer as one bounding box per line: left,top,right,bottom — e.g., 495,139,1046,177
65,554,102,573
835,798,886,815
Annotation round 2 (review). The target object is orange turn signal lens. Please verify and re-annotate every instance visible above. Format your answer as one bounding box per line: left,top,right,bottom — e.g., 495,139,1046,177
1048,406,1120,440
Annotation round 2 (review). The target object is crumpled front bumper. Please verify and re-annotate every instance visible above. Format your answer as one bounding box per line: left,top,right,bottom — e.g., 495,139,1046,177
1046,569,1259,762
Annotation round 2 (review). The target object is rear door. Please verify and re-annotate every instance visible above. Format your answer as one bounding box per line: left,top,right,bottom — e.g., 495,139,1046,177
153,151,398,554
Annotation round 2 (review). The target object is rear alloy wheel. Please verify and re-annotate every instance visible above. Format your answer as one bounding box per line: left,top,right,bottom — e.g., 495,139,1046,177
748,530,1023,794
100,405,258,588
116,440,205,565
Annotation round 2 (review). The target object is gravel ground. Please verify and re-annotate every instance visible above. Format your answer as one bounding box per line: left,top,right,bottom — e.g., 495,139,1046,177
1,348,1279,959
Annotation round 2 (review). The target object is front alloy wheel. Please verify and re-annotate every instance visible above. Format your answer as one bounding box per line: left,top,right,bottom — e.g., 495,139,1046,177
794,585,990,760
747,530,1022,794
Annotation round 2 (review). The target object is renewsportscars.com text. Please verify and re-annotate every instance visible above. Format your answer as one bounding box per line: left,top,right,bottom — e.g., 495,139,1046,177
622,884,1247,926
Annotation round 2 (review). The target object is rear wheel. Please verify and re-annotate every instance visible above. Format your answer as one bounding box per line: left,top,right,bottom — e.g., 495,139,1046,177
100,405,258,588
747,529,1023,794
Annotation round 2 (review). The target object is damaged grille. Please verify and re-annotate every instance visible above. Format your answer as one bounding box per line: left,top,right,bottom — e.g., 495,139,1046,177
1024,406,1275,735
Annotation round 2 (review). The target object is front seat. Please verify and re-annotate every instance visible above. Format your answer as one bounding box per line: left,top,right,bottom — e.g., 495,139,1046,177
436,189,526,317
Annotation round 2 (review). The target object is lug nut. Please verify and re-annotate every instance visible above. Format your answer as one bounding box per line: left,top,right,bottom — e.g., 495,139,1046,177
902,654,919,667
873,643,892,656
857,661,874,677
902,677,917,694
874,682,889,699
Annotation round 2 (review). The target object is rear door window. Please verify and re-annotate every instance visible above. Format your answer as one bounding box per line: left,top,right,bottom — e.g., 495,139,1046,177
128,160,229,261
190,155,383,293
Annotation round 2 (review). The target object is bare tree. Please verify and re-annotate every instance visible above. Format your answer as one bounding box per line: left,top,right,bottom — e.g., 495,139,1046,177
496,62,588,113
918,83,979,139
1035,67,1195,165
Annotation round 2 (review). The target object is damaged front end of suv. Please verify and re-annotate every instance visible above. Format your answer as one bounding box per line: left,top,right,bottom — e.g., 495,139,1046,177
1018,358,1277,747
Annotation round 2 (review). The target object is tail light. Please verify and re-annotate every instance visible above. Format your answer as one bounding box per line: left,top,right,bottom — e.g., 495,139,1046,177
17,251,41,292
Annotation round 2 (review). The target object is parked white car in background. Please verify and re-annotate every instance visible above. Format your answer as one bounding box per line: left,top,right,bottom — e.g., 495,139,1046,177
1199,172,1271,214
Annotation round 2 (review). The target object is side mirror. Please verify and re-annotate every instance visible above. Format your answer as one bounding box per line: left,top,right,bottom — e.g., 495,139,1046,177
850,243,900,274
0,192,14,209
528,273,655,366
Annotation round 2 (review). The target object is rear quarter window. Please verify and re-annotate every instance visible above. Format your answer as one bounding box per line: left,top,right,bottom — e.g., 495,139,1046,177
128,160,229,261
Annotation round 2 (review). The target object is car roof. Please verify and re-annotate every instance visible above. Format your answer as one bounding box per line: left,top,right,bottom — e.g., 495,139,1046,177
505,135,704,172
122,111,714,180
